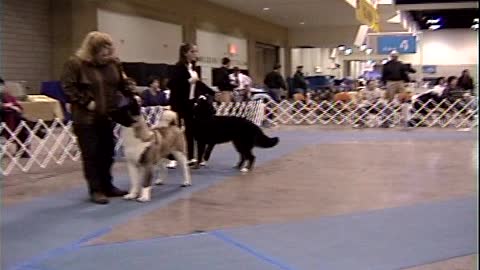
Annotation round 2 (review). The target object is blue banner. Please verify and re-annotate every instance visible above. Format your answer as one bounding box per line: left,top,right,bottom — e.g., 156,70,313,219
377,35,417,54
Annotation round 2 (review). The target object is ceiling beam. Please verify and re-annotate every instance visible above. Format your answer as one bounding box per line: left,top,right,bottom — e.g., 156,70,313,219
395,1,478,10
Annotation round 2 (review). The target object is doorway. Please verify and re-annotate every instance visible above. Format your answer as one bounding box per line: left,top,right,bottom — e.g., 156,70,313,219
254,42,279,85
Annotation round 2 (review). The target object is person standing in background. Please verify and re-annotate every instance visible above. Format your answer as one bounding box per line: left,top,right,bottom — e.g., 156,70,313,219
229,67,252,102
215,57,235,103
61,31,131,204
458,69,474,94
292,65,308,96
381,51,408,102
264,64,287,103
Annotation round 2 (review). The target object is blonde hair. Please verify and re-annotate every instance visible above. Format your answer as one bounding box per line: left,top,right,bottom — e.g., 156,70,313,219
75,31,115,62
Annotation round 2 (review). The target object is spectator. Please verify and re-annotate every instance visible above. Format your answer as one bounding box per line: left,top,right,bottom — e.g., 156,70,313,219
215,57,235,103
408,76,458,127
1,78,30,158
264,64,287,103
354,80,391,128
229,67,252,102
141,76,168,107
457,69,474,94
292,65,308,95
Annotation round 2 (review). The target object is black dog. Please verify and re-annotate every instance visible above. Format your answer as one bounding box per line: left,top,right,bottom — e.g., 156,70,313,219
192,96,279,172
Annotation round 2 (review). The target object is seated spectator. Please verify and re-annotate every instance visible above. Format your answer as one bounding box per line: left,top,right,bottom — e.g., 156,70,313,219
457,69,474,94
1,78,38,158
354,80,391,128
141,76,169,107
408,76,458,127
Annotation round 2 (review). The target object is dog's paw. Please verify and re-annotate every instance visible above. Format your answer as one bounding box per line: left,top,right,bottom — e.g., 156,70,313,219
240,168,249,173
123,193,138,200
154,179,165,185
181,183,192,187
136,196,151,203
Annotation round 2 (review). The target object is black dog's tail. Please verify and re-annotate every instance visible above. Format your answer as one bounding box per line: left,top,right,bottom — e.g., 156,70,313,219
254,130,279,148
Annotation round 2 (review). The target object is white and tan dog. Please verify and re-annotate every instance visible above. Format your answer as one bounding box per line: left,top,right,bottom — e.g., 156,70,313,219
116,98,191,202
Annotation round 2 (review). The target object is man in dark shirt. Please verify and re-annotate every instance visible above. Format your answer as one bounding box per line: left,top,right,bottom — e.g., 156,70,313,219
264,64,287,102
292,65,308,95
381,51,408,102
216,57,235,103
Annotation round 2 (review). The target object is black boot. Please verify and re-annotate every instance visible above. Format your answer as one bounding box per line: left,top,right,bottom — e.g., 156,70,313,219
90,192,109,204
105,187,128,197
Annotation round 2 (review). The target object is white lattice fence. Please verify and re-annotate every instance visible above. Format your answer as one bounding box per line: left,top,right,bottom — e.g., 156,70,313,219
260,98,477,128
1,103,263,176
1,99,476,175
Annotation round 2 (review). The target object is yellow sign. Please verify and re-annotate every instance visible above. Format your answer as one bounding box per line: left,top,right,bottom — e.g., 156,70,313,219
356,0,380,32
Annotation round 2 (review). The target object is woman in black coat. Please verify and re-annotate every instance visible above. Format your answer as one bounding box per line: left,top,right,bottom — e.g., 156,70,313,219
168,43,214,164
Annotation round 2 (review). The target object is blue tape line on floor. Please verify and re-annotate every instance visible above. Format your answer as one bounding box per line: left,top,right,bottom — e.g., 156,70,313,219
10,227,112,270
210,230,297,270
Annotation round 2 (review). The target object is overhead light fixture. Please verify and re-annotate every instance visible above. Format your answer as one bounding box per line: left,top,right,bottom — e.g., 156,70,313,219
365,48,373,55
426,18,441,24
359,44,367,51
344,48,353,56
428,24,441,30
337,45,346,51
263,7,270,11
299,22,305,25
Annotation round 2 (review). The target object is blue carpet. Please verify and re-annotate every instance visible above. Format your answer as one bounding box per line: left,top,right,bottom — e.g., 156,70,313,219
2,130,475,270
215,196,478,270
25,196,478,270
35,234,283,270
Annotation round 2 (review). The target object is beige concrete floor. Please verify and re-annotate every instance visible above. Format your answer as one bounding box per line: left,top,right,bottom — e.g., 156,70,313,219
92,139,475,269
2,128,477,269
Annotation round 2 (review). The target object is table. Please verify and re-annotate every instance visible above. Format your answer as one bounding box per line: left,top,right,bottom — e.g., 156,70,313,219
18,95,64,121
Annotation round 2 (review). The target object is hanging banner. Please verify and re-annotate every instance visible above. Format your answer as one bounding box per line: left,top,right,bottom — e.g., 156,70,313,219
377,35,417,54
356,0,380,32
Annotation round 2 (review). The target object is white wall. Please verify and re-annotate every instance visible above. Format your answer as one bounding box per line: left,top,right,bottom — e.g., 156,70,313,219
97,9,182,64
421,29,477,65
289,26,361,48
291,48,340,77
341,29,478,80
196,30,248,85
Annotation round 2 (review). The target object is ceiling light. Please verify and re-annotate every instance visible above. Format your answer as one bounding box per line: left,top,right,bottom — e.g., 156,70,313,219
428,24,441,30
263,7,270,11
344,48,353,56
359,44,367,51
426,18,441,24
299,22,305,25
365,48,373,55
337,45,346,51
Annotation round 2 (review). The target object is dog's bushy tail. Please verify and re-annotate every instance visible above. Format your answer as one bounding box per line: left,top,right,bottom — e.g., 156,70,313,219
254,129,279,148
